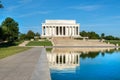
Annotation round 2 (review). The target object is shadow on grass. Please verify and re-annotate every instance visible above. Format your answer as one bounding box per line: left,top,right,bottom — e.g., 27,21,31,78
0,41,18,48
46,48,53,52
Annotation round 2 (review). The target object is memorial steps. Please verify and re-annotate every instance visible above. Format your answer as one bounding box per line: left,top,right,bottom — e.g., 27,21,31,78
52,38,115,46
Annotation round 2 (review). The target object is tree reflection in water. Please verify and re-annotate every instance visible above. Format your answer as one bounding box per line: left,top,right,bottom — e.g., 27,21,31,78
80,49,115,59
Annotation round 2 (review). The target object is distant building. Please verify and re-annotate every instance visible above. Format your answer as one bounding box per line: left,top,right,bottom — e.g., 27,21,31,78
41,20,80,38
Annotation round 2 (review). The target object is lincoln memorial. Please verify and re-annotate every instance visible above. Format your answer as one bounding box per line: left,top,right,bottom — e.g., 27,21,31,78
41,20,80,38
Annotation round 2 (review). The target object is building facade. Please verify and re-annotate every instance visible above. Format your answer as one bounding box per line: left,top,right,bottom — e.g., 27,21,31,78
41,20,80,38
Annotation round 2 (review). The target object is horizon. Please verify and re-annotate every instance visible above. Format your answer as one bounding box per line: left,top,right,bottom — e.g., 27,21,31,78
0,0,120,37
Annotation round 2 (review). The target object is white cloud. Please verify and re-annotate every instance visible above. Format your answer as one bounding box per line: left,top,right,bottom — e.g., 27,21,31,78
82,24,112,27
70,5,102,11
6,5,23,11
111,16,120,19
6,0,33,12
18,11,50,18
18,0,33,4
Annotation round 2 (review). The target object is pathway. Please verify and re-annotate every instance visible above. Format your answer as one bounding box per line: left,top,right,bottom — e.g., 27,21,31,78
18,41,30,46
0,47,51,80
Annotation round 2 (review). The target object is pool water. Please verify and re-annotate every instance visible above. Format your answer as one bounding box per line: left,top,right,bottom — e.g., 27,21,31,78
47,48,120,80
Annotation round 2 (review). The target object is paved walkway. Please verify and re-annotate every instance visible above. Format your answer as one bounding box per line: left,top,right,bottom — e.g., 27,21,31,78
18,41,30,46
31,48,51,80
0,47,51,80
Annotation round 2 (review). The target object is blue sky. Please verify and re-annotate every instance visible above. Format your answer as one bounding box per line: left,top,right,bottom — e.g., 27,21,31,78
0,0,120,37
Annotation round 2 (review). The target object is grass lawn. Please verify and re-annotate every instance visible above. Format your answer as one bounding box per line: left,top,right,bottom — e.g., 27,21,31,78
106,40,120,46
46,48,53,52
0,47,31,59
26,40,53,46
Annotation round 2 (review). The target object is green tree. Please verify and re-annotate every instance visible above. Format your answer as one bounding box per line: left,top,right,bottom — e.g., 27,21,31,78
80,31,100,39
101,33,105,39
104,35,115,40
80,31,88,37
19,33,26,40
88,31,100,39
35,32,40,36
26,30,35,40
0,27,3,41
34,32,40,39
1,17,19,42
0,1,4,8
104,35,120,40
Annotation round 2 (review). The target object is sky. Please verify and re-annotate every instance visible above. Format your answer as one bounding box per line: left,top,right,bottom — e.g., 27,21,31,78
0,0,120,37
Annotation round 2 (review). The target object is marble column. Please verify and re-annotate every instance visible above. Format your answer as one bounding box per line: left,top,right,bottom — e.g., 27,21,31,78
74,54,76,64
42,26,43,35
76,26,78,35
62,54,64,64
62,26,63,36
77,54,79,64
47,26,49,36
70,27,72,36
77,27,79,35
51,26,54,37
53,27,54,36
46,27,47,36
75,26,78,35
49,26,51,36
54,27,56,36
72,54,74,64
56,26,58,35
68,27,69,36
48,26,50,36
44,26,45,35
75,27,76,35
68,27,70,36
51,26,52,36
66,27,68,36
50,26,51,36
58,54,60,64
69,54,71,64
74,26,76,35
70,27,71,36
66,54,68,64
65,27,66,36
76,27,77,35
50,26,52,36
58,26,60,35
72,27,74,36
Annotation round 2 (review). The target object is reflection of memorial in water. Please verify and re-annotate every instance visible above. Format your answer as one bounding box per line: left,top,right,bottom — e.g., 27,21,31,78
47,51,80,70
47,48,115,71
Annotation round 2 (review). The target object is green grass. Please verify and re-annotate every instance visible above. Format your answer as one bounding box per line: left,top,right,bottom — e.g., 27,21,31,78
0,47,31,59
46,48,53,52
0,40,24,47
26,40,53,46
106,40,120,46
14,40,24,46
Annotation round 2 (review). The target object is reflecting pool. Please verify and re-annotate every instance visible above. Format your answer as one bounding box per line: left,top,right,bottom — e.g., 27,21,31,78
47,48,120,80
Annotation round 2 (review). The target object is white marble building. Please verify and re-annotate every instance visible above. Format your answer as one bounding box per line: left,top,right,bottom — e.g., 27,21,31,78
41,20,80,38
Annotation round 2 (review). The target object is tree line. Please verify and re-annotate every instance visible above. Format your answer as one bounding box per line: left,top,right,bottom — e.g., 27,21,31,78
0,17,40,43
80,31,120,40
19,31,40,40
0,17,19,42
